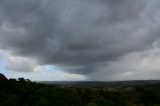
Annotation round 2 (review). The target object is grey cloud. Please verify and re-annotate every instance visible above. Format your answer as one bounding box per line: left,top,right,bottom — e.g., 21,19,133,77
88,46,160,81
0,0,160,75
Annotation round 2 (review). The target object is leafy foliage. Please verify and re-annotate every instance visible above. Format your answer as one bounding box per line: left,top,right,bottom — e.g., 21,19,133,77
1,73,160,106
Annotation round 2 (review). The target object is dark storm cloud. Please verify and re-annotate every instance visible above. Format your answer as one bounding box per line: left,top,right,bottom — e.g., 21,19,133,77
0,0,160,74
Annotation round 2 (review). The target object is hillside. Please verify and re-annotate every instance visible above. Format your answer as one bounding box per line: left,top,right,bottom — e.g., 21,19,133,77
1,73,160,106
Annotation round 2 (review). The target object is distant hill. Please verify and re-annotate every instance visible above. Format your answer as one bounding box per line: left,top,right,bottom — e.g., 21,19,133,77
40,80,160,88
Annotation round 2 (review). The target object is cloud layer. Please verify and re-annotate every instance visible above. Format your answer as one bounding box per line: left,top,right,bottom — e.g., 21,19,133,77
1,0,160,80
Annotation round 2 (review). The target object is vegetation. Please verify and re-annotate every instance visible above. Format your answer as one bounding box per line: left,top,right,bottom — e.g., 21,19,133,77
1,73,160,106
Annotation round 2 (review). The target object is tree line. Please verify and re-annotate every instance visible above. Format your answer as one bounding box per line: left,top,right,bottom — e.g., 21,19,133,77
0,73,160,106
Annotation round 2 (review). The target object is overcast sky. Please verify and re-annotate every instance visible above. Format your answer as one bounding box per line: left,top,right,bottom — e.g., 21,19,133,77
1,0,160,81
